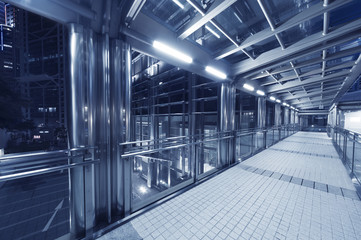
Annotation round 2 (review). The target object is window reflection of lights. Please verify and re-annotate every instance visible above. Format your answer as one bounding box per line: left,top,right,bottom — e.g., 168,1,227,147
172,0,184,9
233,12,243,23
139,186,147,194
205,25,220,39
160,180,167,186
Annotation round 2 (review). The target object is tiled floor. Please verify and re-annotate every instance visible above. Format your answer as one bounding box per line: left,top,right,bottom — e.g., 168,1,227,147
100,132,361,240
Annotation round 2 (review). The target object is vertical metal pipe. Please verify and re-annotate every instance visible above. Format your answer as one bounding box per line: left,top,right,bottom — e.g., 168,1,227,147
110,39,123,215
123,42,132,216
67,23,85,238
352,134,356,173
84,28,96,234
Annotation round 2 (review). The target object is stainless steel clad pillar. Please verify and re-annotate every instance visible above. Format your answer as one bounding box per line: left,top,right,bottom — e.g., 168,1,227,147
275,103,281,126
67,23,86,238
284,107,289,124
83,28,96,234
219,83,236,166
257,97,266,128
123,42,132,216
110,39,123,216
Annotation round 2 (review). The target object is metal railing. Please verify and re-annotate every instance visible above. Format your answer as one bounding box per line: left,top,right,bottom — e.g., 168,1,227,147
327,125,361,184
0,147,99,181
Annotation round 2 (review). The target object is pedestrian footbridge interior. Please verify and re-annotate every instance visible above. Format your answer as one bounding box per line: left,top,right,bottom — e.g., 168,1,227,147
1,0,361,239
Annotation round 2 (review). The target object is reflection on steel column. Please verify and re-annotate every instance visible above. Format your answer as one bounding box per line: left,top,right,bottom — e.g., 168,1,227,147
257,97,266,128
84,28,96,234
275,103,281,126
123,42,132,216
67,23,86,238
284,108,290,125
110,39,123,215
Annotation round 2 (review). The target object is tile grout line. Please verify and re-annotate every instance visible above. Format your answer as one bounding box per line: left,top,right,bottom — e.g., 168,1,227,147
239,164,361,201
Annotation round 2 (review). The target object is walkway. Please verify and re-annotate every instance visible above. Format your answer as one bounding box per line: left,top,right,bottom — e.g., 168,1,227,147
100,132,361,240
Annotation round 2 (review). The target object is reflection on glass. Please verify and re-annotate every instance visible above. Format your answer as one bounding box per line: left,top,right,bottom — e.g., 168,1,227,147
132,146,192,204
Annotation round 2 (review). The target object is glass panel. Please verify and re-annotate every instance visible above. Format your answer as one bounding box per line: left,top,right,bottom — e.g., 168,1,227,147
263,0,319,27
142,0,200,31
279,15,323,48
197,139,218,175
353,136,361,182
0,170,70,239
240,133,252,158
266,129,274,147
254,132,264,152
345,136,354,169
329,0,361,29
132,145,192,205
213,1,269,45
274,129,280,142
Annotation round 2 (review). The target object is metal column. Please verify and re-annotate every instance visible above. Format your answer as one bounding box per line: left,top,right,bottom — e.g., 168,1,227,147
67,23,95,238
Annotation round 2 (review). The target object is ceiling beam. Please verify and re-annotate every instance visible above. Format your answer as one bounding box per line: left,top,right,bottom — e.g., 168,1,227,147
292,95,335,105
260,61,355,86
178,0,237,40
214,0,352,60
267,70,349,93
283,87,340,101
124,12,231,82
332,54,361,105
252,44,361,80
232,18,361,77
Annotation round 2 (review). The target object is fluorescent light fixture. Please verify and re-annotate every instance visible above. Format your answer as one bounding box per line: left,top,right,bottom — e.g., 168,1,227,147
186,0,205,16
282,102,287,106
256,90,265,96
276,99,281,103
205,25,220,39
172,0,184,9
243,83,254,91
270,96,276,101
153,40,192,64
205,66,227,79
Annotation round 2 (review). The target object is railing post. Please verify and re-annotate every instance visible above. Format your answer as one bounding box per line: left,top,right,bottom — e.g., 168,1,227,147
352,134,356,173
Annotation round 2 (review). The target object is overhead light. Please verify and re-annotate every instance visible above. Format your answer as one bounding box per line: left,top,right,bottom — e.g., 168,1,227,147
186,0,205,16
205,25,220,39
205,66,227,79
172,0,184,9
282,102,287,106
270,96,276,101
243,83,254,91
153,40,192,63
256,90,265,96
276,99,281,103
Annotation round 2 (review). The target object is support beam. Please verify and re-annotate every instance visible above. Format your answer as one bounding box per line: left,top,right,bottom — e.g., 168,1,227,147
250,44,361,80
283,87,340,101
125,12,231,82
260,61,355,86
215,0,352,60
178,0,237,40
291,95,335,105
332,54,361,104
267,70,349,93
233,18,361,77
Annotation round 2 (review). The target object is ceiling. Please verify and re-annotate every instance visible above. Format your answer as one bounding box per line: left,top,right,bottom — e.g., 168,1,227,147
7,0,361,111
